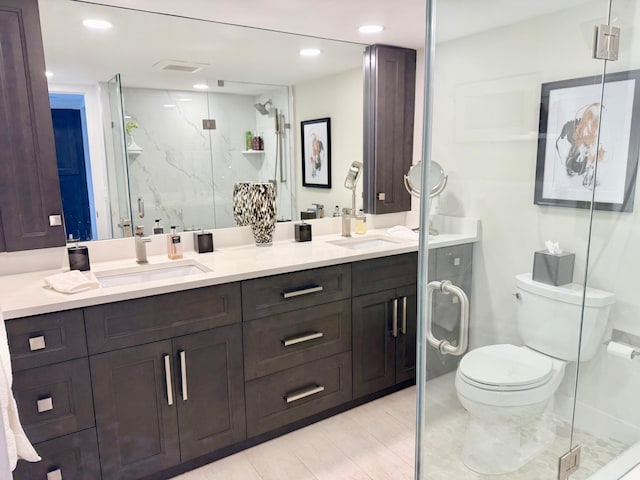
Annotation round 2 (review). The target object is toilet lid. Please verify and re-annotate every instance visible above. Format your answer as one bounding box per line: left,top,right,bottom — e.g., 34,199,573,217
458,344,554,391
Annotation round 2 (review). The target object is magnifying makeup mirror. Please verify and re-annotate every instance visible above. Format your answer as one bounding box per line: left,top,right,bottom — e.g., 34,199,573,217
404,160,448,199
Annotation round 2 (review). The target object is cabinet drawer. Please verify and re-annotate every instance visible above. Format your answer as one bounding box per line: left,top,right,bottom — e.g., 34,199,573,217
13,428,100,480
352,253,418,297
434,244,473,281
7,310,87,372
13,358,94,444
242,264,351,321
244,300,351,380
245,352,352,437
84,283,241,354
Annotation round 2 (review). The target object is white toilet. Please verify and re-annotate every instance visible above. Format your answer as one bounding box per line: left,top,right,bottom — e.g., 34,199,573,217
454,273,615,474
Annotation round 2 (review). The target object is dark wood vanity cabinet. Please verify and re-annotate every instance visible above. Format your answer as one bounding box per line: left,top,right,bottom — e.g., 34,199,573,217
363,44,417,215
0,0,66,251
352,253,418,398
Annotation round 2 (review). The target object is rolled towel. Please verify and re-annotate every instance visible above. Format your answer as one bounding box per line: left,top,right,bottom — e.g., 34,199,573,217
0,307,40,470
43,270,100,294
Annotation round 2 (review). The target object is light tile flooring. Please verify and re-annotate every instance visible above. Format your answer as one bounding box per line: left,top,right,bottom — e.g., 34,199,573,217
172,373,627,480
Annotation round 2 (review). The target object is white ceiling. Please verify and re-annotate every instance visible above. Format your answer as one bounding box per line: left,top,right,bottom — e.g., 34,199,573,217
40,0,594,91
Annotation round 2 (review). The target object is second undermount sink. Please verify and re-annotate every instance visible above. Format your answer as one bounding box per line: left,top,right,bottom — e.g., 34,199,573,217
95,260,211,288
327,236,403,251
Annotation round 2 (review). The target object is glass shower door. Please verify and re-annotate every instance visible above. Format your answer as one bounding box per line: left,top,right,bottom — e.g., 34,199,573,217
571,0,640,478
415,0,612,478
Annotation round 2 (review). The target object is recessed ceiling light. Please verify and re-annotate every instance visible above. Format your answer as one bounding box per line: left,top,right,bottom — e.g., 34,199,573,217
82,19,113,30
178,98,193,102
163,104,177,108
193,84,208,90
45,71,53,78
358,25,385,33
299,48,321,57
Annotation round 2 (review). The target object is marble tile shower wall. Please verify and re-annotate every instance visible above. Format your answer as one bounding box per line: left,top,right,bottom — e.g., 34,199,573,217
122,87,292,233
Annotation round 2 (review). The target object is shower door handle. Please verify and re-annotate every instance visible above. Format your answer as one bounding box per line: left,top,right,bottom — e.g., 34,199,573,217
426,280,469,356
137,197,144,218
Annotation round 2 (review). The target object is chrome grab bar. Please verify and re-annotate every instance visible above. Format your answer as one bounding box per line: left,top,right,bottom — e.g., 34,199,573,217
426,280,469,356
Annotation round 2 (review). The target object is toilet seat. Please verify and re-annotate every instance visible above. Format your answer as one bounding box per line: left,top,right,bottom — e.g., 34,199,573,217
458,344,554,392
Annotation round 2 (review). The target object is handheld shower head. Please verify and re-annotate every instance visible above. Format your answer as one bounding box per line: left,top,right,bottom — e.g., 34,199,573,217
344,161,363,190
254,99,273,115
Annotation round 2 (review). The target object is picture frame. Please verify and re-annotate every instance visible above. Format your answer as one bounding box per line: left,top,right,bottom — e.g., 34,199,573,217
301,117,331,188
534,69,640,212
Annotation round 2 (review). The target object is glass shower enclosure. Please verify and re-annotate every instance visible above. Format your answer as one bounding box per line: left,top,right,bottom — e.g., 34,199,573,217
415,0,640,478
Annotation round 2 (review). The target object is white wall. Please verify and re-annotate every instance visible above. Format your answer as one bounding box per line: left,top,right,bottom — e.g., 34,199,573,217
293,68,363,218
427,0,640,442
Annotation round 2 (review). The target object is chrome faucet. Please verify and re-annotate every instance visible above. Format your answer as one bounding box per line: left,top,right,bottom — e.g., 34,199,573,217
134,225,151,264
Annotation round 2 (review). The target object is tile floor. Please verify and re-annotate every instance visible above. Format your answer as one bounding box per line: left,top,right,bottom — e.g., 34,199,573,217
172,373,628,480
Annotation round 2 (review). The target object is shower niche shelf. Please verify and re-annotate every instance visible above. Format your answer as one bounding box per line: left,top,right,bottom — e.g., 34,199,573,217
241,150,265,155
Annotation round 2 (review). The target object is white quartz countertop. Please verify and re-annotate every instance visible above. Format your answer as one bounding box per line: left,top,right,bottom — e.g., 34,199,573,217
0,221,479,320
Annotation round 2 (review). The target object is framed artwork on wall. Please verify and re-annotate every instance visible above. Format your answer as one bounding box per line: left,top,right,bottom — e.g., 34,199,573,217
534,69,640,212
301,117,331,188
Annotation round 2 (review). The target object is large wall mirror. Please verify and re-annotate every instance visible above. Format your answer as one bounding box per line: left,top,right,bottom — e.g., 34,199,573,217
40,0,366,241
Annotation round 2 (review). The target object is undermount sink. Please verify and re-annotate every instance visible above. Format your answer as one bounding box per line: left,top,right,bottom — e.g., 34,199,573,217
327,236,403,251
95,260,211,288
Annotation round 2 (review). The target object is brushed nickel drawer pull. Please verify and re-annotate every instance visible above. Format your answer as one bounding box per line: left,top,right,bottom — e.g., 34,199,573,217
283,332,324,347
163,354,174,406
47,468,63,480
285,385,325,404
392,298,399,338
282,285,323,299
401,296,408,335
179,350,188,401
37,397,54,413
29,335,46,351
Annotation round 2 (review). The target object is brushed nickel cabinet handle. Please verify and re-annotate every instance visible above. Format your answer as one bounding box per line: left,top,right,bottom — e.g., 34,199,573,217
29,335,46,351
47,468,63,480
163,354,174,406
285,385,325,404
282,285,323,299
392,298,399,338
37,397,54,413
283,332,324,347
401,296,407,335
179,350,188,401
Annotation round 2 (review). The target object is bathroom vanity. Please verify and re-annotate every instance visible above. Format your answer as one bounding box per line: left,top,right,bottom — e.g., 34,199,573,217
2,228,476,480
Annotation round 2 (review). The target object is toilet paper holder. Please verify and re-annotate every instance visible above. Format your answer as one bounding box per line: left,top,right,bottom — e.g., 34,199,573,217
606,329,640,360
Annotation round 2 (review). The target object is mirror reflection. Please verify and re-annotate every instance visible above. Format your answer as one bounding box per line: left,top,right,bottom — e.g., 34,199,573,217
40,0,366,241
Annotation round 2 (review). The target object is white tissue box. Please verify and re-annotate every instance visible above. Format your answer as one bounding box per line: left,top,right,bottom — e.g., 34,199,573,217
532,250,574,286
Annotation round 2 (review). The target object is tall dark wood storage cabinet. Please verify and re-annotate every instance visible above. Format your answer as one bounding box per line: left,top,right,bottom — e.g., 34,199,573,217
363,44,417,215
0,0,66,251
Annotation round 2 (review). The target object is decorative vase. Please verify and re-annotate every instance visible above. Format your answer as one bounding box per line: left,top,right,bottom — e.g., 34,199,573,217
232,182,252,226
248,182,277,246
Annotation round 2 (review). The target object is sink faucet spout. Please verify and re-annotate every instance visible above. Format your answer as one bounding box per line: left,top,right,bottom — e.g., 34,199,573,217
135,225,152,264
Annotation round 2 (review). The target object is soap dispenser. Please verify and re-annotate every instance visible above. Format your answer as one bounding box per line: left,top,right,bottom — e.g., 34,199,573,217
167,226,183,259
152,219,164,235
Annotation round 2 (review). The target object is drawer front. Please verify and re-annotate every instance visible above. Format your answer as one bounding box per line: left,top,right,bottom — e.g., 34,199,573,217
352,253,418,297
7,310,87,372
245,352,352,437
13,358,94,444
12,428,101,480
244,300,351,380
242,264,351,321
84,283,241,354
434,244,473,282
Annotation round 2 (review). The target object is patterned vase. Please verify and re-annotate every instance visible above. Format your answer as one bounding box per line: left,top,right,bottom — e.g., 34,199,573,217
232,182,252,226
248,182,277,246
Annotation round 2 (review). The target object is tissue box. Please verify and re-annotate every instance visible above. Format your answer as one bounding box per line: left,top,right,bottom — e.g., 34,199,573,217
532,251,574,286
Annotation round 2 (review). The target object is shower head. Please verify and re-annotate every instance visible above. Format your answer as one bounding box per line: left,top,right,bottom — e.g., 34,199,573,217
254,99,273,115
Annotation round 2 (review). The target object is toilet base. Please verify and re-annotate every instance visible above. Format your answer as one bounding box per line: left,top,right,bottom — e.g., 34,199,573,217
461,400,556,474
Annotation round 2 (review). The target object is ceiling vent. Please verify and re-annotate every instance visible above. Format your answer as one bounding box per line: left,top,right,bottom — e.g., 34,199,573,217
152,59,209,74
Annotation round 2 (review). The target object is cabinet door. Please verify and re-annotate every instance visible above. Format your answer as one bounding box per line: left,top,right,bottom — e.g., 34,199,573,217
395,284,417,384
363,44,416,214
0,0,65,251
352,289,397,399
173,324,246,461
90,341,180,480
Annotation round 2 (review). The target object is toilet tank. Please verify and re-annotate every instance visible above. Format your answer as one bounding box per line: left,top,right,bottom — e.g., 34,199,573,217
515,274,615,361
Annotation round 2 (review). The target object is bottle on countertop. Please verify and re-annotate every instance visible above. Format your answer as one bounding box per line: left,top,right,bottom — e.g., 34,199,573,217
167,226,183,259
355,209,367,235
332,205,340,217
152,219,164,235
